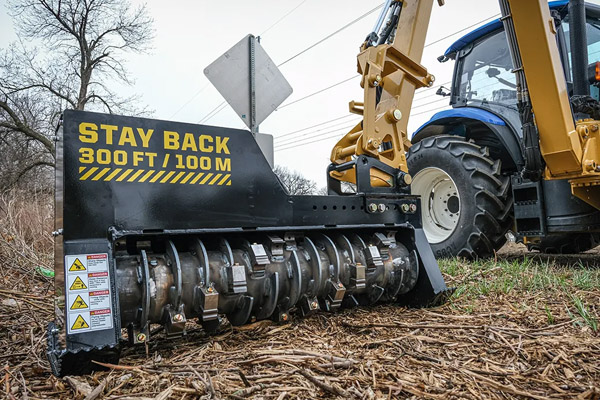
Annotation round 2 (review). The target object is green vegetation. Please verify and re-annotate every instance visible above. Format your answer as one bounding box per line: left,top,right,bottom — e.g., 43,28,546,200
438,255,600,331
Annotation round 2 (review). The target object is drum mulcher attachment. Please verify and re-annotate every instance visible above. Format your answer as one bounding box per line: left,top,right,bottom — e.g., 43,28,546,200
47,110,451,376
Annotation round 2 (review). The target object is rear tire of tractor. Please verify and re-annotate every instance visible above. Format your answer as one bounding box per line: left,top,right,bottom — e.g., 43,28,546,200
407,135,513,259
527,233,600,254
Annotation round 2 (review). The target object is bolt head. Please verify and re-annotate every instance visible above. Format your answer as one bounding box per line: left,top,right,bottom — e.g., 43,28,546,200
207,287,214,293
281,313,289,321
173,313,184,322
310,301,319,309
409,204,417,213
393,109,402,121
401,204,410,213
136,333,147,342
368,203,378,212
338,282,344,288
378,203,386,212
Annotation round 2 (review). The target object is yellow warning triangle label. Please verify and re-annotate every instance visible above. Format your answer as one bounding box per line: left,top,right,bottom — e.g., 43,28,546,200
69,258,86,271
69,276,87,291
70,295,88,310
71,314,90,330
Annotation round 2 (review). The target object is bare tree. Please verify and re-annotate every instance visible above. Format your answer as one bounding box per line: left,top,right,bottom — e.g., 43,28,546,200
0,0,153,188
273,165,318,195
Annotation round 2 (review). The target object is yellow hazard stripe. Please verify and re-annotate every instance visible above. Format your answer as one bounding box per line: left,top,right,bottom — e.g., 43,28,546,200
138,170,155,183
127,169,145,182
180,171,196,184
170,171,186,184
92,167,111,181
80,167,98,181
105,168,122,181
218,174,231,185
77,166,231,185
209,173,222,185
190,172,205,184
150,170,165,183
160,171,176,183
200,173,214,185
116,169,134,182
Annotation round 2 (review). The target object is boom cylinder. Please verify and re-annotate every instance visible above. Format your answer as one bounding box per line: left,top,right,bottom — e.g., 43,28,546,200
116,229,420,338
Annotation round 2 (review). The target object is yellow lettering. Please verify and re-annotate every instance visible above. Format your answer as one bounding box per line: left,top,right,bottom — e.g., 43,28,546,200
118,127,137,147
216,137,230,154
216,158,231,172
133,151,144,166
199,135,213,152
114,150,127,165
146,152,156,167
100,124,118,145
79,123,98,143
181,133,198,152
97,149,111,164
79,148,94,163
199,157,211,170
137,128,153,148
164,131,179,150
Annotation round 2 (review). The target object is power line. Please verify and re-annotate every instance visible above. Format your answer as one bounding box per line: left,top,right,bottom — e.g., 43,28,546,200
277,3,384,67
425,13,500,48
188,2,309,124
276,104,451,152
260,0,309,36
169,83,210,119
275,119,361,146
198,101,227,124
275,114,358,139
275,124,357,150
277,76,358,110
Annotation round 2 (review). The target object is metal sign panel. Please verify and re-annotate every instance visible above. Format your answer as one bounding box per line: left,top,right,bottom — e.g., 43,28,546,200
204,34,293,129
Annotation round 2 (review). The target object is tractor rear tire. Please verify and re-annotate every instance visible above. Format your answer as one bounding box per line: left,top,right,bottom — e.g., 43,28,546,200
407,135,513,259
527,233,600,254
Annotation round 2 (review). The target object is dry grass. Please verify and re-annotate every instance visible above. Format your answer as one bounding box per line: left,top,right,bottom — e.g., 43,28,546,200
0,191,599,399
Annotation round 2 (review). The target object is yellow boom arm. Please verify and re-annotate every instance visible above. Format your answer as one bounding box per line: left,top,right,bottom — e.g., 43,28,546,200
329,0,440,189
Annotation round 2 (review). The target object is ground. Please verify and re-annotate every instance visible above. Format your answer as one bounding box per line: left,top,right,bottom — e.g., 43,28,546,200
1,236,599,399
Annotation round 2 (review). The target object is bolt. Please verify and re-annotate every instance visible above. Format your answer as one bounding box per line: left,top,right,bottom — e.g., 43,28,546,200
207,287,214,293
311,301,319,309
378,203,386,213
250,316,256,323
150,259,158,266
393,109,402,121
401,204,410,213
136,333,147,342
368,203,378,212
338,282,344,288
281,313,289,322
409,204,417,213
173,313,184,322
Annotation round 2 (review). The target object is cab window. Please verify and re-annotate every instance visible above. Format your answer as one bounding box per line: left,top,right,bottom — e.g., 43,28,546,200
455,30,517,108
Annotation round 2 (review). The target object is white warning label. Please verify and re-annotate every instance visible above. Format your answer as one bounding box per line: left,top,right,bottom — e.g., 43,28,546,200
65,253,113,334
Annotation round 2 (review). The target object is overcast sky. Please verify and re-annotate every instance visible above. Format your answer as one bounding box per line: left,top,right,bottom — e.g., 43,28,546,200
1,0,599,187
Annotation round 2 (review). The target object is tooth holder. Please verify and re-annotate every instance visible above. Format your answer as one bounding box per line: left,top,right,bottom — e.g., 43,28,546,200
48,110,451,376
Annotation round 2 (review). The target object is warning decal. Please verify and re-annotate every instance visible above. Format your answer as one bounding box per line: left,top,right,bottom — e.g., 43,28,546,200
69,258,86,271
70,294,89,310
69,276,88,290
71,314,90,330
65,253,113,334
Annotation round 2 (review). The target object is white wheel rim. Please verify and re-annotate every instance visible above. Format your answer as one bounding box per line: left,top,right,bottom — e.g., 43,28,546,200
411,167,460,244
